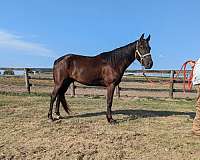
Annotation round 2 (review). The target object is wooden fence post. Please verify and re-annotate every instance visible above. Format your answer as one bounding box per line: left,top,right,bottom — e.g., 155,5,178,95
116,85,120,98
24,68,31,94
169,70,175,98
71,82,75,96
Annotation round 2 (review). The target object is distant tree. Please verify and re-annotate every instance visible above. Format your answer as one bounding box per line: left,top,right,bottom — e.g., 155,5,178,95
3,69,15,75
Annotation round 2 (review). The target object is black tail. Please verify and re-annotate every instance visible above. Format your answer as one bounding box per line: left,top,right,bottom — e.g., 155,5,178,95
60,94,71,114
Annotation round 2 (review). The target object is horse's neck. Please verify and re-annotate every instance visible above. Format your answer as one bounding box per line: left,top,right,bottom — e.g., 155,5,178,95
118,45,136,74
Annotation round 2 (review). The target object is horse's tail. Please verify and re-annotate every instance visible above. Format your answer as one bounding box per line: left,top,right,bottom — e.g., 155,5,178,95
60,94,71,114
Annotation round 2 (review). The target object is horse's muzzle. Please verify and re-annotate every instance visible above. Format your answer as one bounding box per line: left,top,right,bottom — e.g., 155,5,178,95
144,61,153,69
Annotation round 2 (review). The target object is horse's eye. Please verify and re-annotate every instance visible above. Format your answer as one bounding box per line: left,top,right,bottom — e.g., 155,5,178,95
140,46,143,49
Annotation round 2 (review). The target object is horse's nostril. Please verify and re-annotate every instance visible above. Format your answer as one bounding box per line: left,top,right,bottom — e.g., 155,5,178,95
145,61,153,69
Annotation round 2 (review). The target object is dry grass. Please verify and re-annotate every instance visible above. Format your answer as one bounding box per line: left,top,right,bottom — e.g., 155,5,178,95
0,76,197,99
0,93,200,160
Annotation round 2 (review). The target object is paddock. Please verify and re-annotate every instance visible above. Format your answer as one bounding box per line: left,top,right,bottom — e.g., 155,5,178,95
0,93,200,159
0,69,200,159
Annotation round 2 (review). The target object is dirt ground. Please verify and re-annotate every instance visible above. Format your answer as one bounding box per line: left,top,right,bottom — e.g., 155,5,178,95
0,93,200,160
0,76,200,159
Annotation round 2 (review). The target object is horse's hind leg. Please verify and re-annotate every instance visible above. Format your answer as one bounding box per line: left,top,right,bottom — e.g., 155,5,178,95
54,94,70,119
48,85,61,121
54,79,72,118
60,93,71,114
54,94,61,119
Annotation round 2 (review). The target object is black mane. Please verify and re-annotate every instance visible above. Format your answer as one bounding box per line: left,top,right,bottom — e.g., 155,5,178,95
97,41,137,67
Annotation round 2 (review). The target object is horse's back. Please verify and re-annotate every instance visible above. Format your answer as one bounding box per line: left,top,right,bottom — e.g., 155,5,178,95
53,53,109,86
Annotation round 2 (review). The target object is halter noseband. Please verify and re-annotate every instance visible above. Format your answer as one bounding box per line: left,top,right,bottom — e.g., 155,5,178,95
135,41,151,60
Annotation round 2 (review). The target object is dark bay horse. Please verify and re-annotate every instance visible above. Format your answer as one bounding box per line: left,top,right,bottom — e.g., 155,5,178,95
48,34,153,123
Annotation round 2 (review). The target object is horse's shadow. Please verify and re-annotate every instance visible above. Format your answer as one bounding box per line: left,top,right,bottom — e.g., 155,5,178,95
64,108,195,122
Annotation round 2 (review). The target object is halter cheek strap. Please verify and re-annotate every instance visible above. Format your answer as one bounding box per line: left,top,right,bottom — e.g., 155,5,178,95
135,50,151,60
135,41,151,60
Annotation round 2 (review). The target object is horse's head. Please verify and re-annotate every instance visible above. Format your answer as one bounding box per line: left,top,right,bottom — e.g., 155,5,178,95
135,34,153,69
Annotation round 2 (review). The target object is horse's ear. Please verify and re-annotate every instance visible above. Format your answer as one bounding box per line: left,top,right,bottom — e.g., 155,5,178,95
140,33,145,41
146,34,151,41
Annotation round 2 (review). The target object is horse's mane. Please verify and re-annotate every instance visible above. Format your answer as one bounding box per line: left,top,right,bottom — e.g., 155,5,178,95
97,41,137,67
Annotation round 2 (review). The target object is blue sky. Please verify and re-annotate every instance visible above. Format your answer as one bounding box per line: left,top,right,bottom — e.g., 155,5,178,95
0,0,200,69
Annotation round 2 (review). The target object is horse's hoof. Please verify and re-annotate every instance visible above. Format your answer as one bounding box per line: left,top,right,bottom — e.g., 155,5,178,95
109,119,117,125
48,118,54,123
54,115,63,120
58,115,64,119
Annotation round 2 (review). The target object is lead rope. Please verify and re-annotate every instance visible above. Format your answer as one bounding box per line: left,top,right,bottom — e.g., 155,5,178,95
141,60,195,92
134,43,194,92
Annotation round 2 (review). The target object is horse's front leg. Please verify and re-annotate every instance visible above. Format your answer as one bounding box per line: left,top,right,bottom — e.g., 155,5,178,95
106,84,116,124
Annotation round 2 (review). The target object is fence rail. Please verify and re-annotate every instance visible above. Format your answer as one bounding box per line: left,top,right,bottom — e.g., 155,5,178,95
0,68,195,98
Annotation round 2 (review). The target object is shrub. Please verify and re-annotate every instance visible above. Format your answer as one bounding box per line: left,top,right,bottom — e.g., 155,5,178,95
3,69,15,75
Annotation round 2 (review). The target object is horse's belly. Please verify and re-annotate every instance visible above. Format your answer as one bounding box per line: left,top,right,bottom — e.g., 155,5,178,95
72,68,104,86
73,77,104,86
